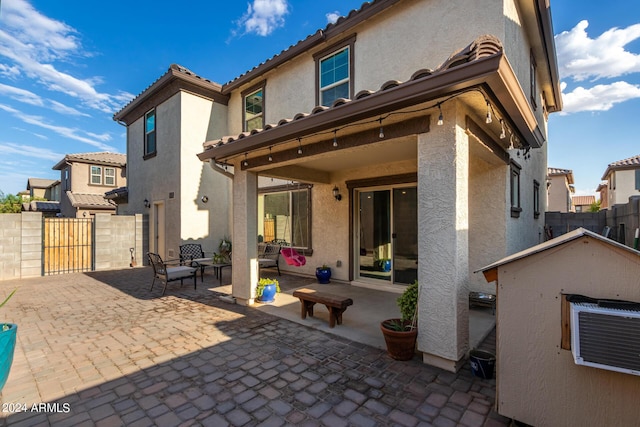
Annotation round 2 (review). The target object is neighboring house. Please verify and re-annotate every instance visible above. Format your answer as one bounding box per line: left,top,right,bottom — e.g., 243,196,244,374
26,178,60,201
113,66,232,259
596,181,608,209
600,153,640,208
52,152,126,218
571,195,595,213
117,0,562,371
547,167,574,212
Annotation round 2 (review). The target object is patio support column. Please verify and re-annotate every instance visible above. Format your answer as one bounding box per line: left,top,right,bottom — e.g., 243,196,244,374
417,101,470,372
231,166,259,305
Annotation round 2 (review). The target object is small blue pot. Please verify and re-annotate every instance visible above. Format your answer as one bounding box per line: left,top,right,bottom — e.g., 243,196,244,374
0,324,17,392
259,283,277,303
316,267,331,284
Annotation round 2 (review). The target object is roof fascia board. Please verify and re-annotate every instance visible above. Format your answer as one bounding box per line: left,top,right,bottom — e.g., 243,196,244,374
221,0,402,94
114,68,228,124
535,0,562,112
199,52,544,161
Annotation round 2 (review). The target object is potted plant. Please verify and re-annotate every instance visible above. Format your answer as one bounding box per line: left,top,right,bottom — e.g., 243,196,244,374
0,288,17,392
315,264,332,284
216,237,232,263
256,278,280,303
380,280,418,360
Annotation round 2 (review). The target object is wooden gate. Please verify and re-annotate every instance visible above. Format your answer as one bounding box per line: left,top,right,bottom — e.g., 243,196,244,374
43,218,94,275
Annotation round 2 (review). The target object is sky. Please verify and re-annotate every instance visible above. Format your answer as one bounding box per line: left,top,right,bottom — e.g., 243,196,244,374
0,0,639,198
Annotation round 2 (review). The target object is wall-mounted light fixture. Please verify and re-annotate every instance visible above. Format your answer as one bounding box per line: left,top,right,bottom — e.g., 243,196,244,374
144,199,151,208
332,186,342,201
201,196,209,203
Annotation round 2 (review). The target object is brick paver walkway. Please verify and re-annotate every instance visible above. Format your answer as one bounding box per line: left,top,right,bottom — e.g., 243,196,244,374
0,268,510,426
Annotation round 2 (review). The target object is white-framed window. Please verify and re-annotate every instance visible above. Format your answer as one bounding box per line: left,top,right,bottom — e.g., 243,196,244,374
144,109,156,157
258,186,311,250
314,35,355,107
105,167,116,186
91,166,102,185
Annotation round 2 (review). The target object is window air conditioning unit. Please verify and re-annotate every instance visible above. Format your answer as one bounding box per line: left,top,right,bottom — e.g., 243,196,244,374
571,302,640,376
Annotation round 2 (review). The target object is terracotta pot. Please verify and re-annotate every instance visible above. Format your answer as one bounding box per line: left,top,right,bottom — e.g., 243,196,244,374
380,319,417,361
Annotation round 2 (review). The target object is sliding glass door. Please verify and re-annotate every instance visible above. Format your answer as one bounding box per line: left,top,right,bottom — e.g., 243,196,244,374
356,185,417,286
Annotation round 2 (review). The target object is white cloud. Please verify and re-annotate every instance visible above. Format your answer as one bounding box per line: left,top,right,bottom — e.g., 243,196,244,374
236,0,289,36
326,11,341,24
555,20,640,81
560,81,640,114
49,100,90,117
0,103,116,150
0,0,126,113
0,83,43,106
0,142,62,161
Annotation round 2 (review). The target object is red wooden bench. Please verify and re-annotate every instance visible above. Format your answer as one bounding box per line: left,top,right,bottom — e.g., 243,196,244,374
292,288,353,328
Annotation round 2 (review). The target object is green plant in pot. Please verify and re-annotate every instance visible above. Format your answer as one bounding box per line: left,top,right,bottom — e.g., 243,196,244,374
256,278,280,303
0,288,18,392
380,280,418,360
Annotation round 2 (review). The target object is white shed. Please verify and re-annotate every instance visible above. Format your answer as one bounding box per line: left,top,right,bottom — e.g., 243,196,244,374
478,228,640,427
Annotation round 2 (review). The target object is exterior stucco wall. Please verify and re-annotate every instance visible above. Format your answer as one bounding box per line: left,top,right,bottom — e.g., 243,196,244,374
609,169,640,206
496,238,640,426
468,155,507,294
122,93,181,256
505,143,547,255
417,102,469,369
180,93,231,251
224,0,542,137
547,174,571,212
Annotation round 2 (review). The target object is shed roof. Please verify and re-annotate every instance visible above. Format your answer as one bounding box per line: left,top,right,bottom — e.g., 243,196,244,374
477,228,640,274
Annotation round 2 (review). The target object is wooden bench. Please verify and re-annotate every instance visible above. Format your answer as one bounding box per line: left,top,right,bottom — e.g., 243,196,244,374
292,288,353,328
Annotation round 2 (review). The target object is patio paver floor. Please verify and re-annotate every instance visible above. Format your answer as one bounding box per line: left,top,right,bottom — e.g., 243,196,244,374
0,268,509,426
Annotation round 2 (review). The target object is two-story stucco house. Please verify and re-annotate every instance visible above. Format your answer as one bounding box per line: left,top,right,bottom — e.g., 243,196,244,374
116,0,562,371
547,167,574,212
52,152,126,218
113,66,232,259
600,154,640,208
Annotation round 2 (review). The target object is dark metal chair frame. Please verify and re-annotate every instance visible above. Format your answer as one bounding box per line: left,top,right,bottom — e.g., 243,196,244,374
147,252,197,295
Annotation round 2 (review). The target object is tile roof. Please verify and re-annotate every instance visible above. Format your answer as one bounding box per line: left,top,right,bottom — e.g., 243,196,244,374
572,195,595,206
21,201,60,212
600,153,640,179
53,152,126,170
66,192,116,209
608,154,640,168
27,178,58,189
547,167,572,175
203,34,504,152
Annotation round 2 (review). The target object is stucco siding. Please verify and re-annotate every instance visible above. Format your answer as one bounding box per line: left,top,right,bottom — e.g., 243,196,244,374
180,92,231,248
611,169,640,205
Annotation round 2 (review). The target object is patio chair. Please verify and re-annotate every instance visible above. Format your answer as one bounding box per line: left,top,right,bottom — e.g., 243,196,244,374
148,252,197,295
180,243,215,282
258,242,281,275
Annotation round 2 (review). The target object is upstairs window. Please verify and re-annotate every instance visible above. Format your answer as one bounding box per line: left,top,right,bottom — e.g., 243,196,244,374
314,35,355,107
243,83,265,132
510,161,522,218
533,180,540,218
144,109,156,157
105,167,116,186
530,51,538,110
91,166,102,185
